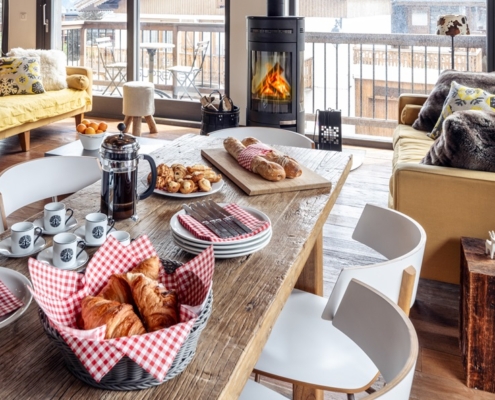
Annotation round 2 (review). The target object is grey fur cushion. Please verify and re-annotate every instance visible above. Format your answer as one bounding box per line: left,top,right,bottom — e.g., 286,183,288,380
413,70,495,132
421,110,495,172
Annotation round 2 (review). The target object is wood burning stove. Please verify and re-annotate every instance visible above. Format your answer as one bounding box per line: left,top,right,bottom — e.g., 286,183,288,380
247,3,305,133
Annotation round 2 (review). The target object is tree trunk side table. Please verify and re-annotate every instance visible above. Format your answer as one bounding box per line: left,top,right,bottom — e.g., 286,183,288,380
460,236,495,392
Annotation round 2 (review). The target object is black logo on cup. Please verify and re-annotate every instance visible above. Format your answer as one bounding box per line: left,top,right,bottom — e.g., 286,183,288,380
50,215,62,228
60,248,73,263
92,226,104,239
19,235,31,249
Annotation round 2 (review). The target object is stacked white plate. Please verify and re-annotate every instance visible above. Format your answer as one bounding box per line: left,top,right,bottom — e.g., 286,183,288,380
170,204,272,259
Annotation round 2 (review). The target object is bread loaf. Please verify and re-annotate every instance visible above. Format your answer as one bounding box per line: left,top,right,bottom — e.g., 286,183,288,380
241,137,302,178
223,137,246,160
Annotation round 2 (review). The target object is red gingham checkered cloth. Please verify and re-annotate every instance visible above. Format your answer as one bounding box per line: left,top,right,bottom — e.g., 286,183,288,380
237,143,272,171
28,235,215,382
0,279,24,317
177,203,271,242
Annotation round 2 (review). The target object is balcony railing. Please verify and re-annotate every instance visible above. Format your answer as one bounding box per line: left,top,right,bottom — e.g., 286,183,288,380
61,20,486,138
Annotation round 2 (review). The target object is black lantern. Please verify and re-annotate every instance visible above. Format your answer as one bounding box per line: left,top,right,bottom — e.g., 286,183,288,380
315,108,342,152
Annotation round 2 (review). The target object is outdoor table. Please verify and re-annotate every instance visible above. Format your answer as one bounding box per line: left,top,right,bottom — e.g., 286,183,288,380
0,134,351,399
140,42,175,97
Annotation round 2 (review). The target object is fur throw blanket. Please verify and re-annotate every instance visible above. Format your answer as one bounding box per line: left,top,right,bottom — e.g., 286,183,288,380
413,70,495,132
422,110,495,172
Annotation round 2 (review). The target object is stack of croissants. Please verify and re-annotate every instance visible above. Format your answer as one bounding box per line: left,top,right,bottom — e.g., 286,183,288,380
78,256,180,339
223,137,302,182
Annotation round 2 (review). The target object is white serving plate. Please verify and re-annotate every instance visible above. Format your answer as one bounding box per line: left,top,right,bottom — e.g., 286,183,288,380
170,204,271,246
171,228,272,250
0,267,33,329
152,179,224,198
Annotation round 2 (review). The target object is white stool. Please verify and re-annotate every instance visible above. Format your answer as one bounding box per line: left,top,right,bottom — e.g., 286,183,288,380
122,81,158,136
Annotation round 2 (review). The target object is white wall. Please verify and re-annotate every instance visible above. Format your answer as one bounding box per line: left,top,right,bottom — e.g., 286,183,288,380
9,0,37,50
229,1,266,125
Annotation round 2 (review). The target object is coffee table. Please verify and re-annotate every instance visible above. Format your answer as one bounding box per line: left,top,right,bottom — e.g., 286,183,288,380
45,136,169,158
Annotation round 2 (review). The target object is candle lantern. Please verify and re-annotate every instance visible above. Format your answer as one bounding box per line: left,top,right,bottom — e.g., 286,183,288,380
315,108,342,152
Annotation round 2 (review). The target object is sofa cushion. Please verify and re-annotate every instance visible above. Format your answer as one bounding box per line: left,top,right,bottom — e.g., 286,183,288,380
67,74,90,90
393,123,431,148
0,57,45,96
422,110,495,172
8,48,67,91
429,81,495,140
0,88,91,132
412,70,495,132
401,104,422,125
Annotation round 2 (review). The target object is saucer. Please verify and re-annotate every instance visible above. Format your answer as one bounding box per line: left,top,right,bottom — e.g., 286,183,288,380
34,217,78,235
0,237,47,258
74,226,106,247
37,246,89,271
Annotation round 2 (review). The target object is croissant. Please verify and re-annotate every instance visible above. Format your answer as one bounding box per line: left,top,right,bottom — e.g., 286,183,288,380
81,295,146,339
130,256,160,281
97,274,134,304
127,273,180,332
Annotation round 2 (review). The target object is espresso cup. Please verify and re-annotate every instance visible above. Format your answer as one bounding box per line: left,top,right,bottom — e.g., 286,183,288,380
43,202,74,233
85,213,115,245
108,230,131,246
53,233,85,269
10,222,43,255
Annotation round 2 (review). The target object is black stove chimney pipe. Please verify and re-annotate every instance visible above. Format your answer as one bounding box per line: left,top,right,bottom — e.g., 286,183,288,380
267,0,286,17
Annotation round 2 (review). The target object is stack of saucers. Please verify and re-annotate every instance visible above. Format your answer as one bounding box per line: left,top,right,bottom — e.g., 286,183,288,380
170,204,272,258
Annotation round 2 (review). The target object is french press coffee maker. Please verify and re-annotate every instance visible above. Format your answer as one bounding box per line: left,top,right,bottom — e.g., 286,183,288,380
100,123,157,220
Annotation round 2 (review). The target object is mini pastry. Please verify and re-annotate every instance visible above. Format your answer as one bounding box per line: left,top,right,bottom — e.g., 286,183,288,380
198,178,212,192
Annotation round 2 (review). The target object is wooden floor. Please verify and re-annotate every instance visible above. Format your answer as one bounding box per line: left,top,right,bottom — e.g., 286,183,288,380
2,118,494,399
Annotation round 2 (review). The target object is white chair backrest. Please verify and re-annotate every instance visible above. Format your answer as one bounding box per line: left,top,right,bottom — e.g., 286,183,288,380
208,127,315,149
0,156,101,232
333,279,418,400
321,204,426,320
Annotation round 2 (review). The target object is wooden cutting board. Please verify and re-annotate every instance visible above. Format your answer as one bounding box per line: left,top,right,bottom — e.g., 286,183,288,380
201,148,332,196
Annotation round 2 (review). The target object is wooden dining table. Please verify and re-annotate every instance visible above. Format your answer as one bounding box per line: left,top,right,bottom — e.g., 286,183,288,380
0,134,351,400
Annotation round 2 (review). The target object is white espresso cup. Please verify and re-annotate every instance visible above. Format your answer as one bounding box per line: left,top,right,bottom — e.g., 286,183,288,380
43,202,74,233
108,230,131,246
85,213,115,245
11,221,43,255
53,233,86,269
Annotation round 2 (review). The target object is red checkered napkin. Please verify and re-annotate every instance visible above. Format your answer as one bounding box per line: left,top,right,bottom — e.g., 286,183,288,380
0,279,24,317
28,235,215,382
177,203,271,243
237,143,272,171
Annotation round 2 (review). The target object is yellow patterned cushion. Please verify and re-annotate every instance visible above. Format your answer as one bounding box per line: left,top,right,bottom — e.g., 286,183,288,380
429,81,495,140
0,57,45,96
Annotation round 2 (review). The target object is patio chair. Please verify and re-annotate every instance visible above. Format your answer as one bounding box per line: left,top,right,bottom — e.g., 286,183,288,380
167,40,209,100
0,156,101,233
208,126,315,149
253,204,426,398
95,37,127,96
241,279,418,400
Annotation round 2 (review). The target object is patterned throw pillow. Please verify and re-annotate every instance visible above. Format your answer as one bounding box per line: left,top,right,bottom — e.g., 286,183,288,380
0,57,45,97
428,81,495,140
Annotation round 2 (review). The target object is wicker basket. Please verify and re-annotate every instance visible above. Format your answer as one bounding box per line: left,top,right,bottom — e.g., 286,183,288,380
38,260,213,391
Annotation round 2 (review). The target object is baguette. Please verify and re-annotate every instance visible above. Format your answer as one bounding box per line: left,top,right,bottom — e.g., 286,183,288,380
223,137,286,181
241,137,302,178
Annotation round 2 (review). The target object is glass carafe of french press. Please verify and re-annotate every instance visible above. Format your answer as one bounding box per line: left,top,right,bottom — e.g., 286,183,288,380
100,124,157,220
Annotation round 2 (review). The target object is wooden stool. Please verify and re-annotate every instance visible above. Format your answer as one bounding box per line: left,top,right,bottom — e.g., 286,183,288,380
122,81,158,136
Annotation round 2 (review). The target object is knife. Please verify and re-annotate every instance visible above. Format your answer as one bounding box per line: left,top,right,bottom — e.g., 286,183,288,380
182,204,229,238
206,201,253,234
194,202,243,237
189,202,235,238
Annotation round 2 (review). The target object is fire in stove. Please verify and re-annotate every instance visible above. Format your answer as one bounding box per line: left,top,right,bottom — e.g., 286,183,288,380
256,62,291,100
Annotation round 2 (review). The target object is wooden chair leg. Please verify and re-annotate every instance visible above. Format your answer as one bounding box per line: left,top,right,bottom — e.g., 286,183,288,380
18,131,30,152
397,265,416,316
144,115,158,134
132,116,142,137
75,114,84,126
123,116,132,133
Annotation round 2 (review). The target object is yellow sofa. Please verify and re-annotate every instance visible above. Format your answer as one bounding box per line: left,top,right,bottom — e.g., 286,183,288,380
390,93,495,284
0,66,93,151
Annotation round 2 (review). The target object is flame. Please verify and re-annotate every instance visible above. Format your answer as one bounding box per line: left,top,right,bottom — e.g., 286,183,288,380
255,62,291,99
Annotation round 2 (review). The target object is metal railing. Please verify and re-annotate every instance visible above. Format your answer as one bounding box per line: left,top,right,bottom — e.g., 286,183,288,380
61,21,486,137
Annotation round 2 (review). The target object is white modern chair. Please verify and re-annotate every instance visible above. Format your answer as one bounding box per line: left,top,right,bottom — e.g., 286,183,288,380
0,156,101,232
242,279,419,399
253,204,426,398
208,126,315,149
